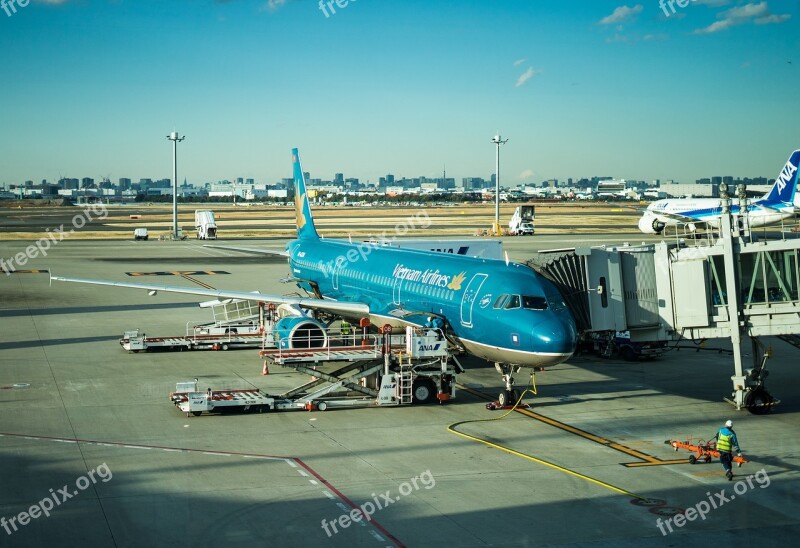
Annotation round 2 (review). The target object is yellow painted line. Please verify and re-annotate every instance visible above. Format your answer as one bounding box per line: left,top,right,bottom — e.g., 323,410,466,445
624,460,691,468
458,384,682,466
125,271,230,276
448,420,648,499
6,269,49,274
180,274,215,290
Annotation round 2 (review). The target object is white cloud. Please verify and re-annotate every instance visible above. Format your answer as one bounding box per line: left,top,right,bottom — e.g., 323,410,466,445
755,13,791,24
599,5,643,25
519,169,535,180
515,67,539,87
513,59,526,67
694,1,790,33
722,1,769,19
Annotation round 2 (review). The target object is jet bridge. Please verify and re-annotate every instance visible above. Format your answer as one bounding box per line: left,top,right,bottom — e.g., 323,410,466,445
529,187,800,413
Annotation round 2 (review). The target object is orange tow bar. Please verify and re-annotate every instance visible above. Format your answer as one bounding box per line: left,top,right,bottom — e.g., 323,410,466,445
665,438,748,467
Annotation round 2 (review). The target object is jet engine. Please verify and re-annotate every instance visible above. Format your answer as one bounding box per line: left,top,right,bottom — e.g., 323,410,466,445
638,215,665,234
274,316,328,349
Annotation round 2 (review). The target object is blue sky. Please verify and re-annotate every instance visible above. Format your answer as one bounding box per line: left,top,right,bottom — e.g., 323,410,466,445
1,0,798,186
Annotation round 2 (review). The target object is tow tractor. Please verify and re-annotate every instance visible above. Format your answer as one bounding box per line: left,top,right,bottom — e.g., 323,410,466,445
169,324,460,416
665,437,748,466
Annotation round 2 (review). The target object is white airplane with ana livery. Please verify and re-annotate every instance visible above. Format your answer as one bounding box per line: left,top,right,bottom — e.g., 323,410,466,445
638,150,800,234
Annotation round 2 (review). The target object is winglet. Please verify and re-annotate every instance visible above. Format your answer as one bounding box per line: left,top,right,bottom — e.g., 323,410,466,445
292,148,320,240
763,149,800,205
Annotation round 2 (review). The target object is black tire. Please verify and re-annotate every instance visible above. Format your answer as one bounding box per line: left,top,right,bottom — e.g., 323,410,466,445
688,455,697,464
746,388,772,415
191,411,202,417
317,401,328,412
510,389,521,405
620,346,637,362
498,391,509,407
221,343,229,351
412,379,436,405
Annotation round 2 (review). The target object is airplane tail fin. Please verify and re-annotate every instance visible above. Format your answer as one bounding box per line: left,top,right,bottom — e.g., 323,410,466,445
762,149,800,205
292,148,320,240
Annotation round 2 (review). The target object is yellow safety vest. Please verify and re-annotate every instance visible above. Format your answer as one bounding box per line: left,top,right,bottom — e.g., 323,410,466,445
717,431,733,452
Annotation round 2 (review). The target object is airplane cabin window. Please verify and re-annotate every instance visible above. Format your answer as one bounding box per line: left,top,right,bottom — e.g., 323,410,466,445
522,295,548,310
505,295,521,309
493,294,509,309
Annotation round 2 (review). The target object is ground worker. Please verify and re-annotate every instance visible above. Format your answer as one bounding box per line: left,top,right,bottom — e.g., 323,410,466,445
340,320,352,345
714,419,741,480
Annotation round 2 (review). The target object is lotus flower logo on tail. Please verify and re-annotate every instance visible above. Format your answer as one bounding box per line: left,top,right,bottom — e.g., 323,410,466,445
292,148,319,240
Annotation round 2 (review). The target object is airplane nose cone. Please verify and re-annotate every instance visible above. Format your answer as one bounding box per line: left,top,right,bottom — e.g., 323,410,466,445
532,316,577,356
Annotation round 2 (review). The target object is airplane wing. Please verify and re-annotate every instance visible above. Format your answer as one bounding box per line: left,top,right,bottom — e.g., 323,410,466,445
203,244,289,257
50,275,369,317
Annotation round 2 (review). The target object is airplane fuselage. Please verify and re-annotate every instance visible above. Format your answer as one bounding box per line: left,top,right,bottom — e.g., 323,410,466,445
286,238,578,368
647,199,794,228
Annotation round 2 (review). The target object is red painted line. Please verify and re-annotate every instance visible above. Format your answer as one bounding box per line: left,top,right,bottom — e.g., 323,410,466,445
0,432,404,546
294,458,405,548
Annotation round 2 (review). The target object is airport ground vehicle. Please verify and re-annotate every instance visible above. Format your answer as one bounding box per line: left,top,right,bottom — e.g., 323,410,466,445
170,325,459,416
195,210,217,239
508,205,535,235
581,331,666,361
133,228,149,241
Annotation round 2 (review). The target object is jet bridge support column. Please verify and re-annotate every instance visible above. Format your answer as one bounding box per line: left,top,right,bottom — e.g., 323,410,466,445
720,184,748,410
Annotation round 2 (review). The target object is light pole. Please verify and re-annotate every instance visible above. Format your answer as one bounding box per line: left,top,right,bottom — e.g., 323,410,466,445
167,131,185,239
491,133,508,236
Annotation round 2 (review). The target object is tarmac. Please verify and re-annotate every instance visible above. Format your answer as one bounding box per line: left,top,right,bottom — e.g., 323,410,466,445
1,233,800,547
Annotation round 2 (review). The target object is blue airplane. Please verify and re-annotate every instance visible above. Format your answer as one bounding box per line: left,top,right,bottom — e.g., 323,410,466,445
639,150,800,234
53,148,578,403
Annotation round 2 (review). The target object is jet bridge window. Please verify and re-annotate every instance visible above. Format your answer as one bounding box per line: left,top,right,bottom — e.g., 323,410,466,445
522,296,548,310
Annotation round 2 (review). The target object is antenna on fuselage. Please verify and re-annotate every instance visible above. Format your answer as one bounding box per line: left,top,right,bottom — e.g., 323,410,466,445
504,251,510,266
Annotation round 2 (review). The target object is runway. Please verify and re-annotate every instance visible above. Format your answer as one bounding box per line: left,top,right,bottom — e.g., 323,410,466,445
1,236,799,547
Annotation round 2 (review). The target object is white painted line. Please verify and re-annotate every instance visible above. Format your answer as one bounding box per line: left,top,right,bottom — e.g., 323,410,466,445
323,491,335,499
309,479,318,485
297,470,308,477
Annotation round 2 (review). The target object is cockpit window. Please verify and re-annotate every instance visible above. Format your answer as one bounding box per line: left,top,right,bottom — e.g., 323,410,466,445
522,295,548,310
504,295,521,309
493,294,509,309
544,285,568,312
